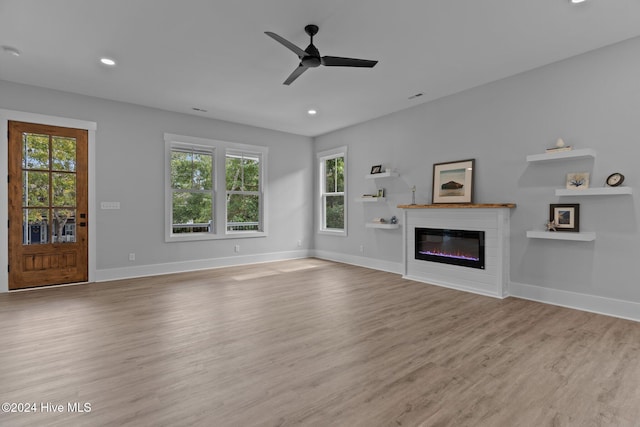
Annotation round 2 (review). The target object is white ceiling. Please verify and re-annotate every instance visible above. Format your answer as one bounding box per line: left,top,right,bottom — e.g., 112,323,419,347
2,0,640,137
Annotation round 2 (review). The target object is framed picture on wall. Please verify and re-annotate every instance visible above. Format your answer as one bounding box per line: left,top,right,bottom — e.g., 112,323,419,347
549,203,580,232
566,172,590,190
432,159,475,204
370,165,382,174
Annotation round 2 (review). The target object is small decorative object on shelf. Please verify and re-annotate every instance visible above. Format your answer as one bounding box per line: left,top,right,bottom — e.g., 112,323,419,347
546,138,573,153
410,186,416,205
546,221,557,231
566,172,589,189
606,172,625,187
377,188,385,197
370,164,382,174
390,216,398,224
371,217,387,224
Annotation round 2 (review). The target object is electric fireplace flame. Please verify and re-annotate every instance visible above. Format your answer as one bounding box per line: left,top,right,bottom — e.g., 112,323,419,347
417,248,480,262
415,228,485,269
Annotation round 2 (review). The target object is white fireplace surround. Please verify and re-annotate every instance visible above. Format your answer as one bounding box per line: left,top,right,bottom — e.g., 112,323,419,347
401,205,514,298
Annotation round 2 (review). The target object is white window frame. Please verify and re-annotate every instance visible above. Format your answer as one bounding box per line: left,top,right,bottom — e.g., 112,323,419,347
317,146,347,236
225,148,265,235
164,133,267,242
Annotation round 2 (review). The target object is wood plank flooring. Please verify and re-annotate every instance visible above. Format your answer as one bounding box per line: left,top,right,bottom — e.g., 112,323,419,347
1,258,639,426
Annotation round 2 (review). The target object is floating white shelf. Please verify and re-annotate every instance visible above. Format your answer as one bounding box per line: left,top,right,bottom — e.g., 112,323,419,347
526,230,596,241
365,171,398,179
355,197,386,202
555,187,632,196
366,222,400,229
526,148,596,163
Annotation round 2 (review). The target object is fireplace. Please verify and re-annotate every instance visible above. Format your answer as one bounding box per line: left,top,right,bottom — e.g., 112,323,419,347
415,228,485,269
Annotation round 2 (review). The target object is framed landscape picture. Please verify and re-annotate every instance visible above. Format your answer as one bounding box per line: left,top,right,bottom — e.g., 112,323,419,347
432,159,475,204
549,203,580,232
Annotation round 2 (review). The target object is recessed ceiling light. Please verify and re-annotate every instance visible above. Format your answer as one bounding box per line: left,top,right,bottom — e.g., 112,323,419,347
192,107,208,112
570,0,586,4
100,57,116,66
2,45,21,56
307,109,317,116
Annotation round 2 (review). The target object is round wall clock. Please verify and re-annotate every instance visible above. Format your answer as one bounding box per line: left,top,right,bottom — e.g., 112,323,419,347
606,172,625,187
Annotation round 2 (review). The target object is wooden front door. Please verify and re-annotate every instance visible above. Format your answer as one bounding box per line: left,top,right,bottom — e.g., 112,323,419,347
8,121,88,290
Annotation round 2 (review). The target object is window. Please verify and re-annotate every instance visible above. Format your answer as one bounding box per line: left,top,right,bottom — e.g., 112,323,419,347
169,143,214,237
318,146,347,235
226,150,263,233
165,134,267,242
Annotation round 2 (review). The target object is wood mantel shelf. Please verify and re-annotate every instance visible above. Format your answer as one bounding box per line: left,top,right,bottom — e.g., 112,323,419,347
398,203,516,209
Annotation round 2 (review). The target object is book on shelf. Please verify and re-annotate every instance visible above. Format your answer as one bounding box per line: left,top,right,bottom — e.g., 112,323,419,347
545,146,573,153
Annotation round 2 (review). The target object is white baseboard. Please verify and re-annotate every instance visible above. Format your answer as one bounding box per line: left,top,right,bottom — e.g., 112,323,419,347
510,281,640,323
312,250,403,275
95,250,312,282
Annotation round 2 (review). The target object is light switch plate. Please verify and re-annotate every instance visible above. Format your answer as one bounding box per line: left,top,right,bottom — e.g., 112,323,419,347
100,201,120,210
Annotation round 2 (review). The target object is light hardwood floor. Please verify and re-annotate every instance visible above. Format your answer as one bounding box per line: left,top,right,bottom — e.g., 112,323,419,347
1,259,639,426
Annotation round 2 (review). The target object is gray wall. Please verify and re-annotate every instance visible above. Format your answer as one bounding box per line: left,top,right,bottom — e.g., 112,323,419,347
315,36,640,305
0,80,314,280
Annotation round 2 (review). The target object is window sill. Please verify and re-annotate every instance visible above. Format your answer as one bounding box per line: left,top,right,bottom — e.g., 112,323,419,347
166,231,267,243
318,229,347,237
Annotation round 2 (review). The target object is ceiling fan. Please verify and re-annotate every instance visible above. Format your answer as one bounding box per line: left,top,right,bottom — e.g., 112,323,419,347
265,24,378,85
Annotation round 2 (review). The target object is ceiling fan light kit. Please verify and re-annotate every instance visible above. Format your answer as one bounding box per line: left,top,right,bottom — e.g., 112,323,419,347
265,24,378,85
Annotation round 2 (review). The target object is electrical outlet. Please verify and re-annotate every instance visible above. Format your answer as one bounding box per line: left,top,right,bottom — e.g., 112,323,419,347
129,253,135,261
234,244,240,253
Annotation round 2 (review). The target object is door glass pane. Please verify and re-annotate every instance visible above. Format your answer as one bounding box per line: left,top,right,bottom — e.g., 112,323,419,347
52,209,76,243
22,133,50,170
52,137,76,171
23,171,49,207
23,209,50,245
52,173,76,206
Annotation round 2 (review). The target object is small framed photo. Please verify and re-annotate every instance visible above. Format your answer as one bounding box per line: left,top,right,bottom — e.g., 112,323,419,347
432,159,475,204
566,172,590,190
370,165,382,174
549,203,580,232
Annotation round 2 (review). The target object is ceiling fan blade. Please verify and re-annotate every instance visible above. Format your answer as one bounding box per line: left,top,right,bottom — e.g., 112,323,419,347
265,32,307,58
322,56,378,68
283,65,308,85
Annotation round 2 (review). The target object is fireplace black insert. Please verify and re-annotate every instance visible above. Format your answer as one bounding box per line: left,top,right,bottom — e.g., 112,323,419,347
415,228,485,269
